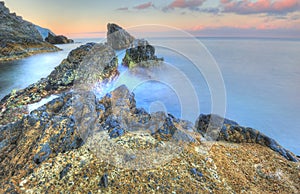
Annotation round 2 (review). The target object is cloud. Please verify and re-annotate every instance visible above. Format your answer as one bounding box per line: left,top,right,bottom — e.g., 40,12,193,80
163,0,206,11
134,2,153,10
221,0,300,15
116,7,129,11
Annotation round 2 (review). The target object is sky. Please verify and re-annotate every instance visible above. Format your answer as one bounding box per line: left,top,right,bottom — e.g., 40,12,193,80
3,0,300,38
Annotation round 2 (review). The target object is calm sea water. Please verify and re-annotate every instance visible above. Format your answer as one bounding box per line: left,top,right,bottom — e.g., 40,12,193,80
0,37,299,155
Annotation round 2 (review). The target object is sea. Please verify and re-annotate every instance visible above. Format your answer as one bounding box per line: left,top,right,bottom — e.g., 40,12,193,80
0,37,299,155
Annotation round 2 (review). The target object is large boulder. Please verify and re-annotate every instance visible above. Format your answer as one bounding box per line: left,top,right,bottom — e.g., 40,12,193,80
45,33,74,44
107,23,135,50
122,39,163,68
0,2,60,61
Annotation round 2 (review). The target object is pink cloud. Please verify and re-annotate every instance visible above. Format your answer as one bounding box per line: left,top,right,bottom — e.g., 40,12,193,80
134,2,153,10
165,0,206,10
221,0,300,15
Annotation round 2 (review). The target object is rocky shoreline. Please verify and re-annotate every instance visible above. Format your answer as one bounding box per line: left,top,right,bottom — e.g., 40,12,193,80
0,2,61,61
0,19,299,193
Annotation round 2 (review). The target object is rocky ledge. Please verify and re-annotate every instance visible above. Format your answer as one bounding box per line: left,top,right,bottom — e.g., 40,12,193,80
45,33,74,44
0,1,60,61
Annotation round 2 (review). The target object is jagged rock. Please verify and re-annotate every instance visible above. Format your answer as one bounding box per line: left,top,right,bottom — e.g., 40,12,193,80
0,92,83,182
0,43,118,125
0,2,60,61
97,85,196,142
195,114,299,162
0,85,196,189
0,86,299,193
122,39,163,68
107,23,135,50
45,33,74,44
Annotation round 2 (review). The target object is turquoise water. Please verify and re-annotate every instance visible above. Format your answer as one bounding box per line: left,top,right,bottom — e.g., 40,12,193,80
0,37,299,155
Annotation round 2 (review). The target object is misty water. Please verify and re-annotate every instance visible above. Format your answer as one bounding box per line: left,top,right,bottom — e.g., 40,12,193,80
0,37,299,155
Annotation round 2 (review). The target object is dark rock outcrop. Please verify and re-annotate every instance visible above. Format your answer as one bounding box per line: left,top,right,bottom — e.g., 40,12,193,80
122,39,163,68
196,114,299,162
107,23,135,50
0,1,60,61
45,33,74,44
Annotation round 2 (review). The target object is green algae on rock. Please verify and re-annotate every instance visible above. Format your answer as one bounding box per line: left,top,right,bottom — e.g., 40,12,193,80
122,39,163,68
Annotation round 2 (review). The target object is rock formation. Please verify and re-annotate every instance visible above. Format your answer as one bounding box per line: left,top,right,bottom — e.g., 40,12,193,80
107,23,135,50
34,25,56,40
122,39,163,68
0,42,118,125
45,33,74,44
196,114,299,162
0,85,299,193
0,1,60,61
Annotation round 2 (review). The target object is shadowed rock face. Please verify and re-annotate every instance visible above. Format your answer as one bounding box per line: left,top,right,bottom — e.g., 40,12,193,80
0,2,59,61
45,33,74,44
196,114,299,162
107,23,135,50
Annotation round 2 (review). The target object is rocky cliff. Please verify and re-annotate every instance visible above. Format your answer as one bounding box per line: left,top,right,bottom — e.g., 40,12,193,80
0,1,59,61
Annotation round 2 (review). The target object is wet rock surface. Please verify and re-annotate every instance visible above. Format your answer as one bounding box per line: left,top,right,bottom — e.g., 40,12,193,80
107,23,135,50
0,2,60,61
45,33,74,44
122,39,163,68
